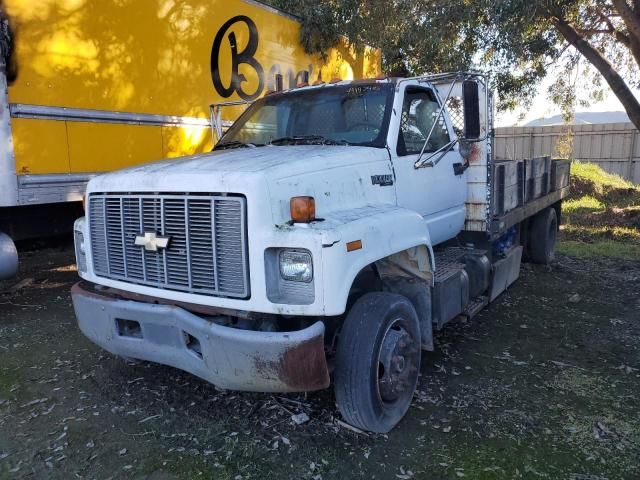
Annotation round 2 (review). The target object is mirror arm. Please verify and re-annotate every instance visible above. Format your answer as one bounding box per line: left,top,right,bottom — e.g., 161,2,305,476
415,75,461,166
414,138,458,169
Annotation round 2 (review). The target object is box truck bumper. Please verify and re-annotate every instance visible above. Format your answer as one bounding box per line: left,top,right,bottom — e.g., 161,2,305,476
71,282,330,393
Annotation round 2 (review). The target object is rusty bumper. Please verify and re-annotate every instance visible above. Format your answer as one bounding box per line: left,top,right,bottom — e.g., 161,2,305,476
71,282,330,392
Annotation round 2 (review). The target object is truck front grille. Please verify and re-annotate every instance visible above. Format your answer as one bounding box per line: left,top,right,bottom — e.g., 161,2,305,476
88,194,249,298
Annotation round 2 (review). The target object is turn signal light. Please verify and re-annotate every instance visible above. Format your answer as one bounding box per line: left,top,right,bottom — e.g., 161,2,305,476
347,240,363,252
290,196,316,223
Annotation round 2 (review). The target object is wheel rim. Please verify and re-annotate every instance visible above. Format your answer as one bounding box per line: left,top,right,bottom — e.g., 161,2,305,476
376,318,419,405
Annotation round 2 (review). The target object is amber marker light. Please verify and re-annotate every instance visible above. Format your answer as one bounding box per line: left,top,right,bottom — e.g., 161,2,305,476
346,240,363,252
82,193,87,212
290,196,316,223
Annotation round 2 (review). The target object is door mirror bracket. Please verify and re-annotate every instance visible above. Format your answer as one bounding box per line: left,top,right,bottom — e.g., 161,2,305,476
414,139,458,169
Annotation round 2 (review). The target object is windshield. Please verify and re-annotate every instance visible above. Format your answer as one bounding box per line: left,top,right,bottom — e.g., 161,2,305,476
217,83,394,149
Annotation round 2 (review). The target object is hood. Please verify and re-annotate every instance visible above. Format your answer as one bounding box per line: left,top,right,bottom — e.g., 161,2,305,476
91,145,386,180
87,145,396,224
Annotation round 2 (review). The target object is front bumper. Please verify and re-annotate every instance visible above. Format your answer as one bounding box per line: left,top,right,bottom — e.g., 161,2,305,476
71,282,330,392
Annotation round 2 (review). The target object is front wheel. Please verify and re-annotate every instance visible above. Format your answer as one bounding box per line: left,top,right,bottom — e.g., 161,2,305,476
334,292,421,433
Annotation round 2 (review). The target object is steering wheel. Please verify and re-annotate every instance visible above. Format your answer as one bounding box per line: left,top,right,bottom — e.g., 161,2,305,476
403,130,435,151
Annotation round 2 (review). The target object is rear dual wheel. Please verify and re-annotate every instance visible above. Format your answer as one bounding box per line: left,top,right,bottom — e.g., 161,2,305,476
334,292,421,433
529,207,558,265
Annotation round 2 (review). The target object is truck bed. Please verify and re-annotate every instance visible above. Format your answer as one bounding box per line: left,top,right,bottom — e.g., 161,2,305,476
489,157,570,238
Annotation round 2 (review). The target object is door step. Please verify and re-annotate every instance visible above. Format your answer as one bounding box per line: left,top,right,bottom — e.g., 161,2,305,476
463,295,488,319
432,247,491,328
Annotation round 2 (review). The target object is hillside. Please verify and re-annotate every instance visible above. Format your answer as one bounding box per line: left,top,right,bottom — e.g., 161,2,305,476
559,162,640,259
525,111,630,126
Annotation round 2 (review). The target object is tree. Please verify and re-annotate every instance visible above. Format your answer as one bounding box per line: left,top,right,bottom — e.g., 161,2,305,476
267,0,640,130
0,1,17,84
549,1,640,127
268,0,480,76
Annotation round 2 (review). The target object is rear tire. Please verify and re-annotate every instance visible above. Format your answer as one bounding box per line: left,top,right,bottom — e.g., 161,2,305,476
0,232,19,280
529,207,557,265
334,292,421,433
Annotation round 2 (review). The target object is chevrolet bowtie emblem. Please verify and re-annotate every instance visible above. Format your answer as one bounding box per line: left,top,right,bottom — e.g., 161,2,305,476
134,232,171,252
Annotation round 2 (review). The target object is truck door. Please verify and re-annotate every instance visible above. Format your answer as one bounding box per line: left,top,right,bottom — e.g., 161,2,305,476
390,84,467,245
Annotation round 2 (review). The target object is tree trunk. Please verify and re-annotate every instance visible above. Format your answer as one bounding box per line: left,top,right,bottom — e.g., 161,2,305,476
553,17,640,131
0,11,16,84
610,0,640,68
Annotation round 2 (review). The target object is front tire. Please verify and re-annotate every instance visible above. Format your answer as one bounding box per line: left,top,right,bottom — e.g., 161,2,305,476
334,292,421,433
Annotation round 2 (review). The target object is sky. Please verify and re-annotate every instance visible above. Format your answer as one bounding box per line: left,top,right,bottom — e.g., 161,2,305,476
494,81,630,127
491,52,640,127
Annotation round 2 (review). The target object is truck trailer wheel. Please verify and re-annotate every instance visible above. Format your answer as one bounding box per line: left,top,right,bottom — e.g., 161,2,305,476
334,292,421,433
0,232,19,280
529,207,558,265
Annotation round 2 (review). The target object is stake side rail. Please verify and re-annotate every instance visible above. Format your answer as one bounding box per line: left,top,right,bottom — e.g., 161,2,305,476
490,186,570,239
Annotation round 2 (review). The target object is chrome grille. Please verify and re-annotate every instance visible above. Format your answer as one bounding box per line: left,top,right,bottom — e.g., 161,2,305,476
89,194,249,298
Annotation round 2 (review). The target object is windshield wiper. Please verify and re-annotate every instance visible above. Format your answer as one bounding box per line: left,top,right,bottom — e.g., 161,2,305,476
214,140,259,151
269,135,351,146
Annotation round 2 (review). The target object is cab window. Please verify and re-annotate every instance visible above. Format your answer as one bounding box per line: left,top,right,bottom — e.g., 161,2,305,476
397,87,450,156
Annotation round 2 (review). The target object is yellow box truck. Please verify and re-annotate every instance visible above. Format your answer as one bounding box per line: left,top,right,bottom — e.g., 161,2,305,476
0,0,381,278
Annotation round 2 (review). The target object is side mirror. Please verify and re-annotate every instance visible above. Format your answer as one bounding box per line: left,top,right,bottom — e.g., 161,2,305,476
462,80,481,140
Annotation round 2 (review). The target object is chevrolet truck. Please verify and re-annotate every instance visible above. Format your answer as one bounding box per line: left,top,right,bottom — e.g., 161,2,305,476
71,72,571,433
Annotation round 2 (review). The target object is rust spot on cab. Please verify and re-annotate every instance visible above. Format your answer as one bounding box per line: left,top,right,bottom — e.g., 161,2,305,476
469,142,481,163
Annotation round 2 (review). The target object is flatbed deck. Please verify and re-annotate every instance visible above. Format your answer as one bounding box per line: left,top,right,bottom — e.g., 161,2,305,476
491,185,570,237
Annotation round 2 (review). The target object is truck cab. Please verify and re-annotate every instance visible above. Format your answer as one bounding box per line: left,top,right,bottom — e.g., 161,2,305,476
71,72,570,433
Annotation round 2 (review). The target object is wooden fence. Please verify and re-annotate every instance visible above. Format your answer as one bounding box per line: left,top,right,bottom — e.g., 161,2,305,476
494,123,640,184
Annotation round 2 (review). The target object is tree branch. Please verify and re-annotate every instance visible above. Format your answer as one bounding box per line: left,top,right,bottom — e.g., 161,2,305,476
553,16,640,131
335,41,356,67
599,1,640,67
611,0,640,39
578,28,612,35
594,8,632,48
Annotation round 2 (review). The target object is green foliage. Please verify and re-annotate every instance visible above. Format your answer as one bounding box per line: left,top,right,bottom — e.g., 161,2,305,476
563,195,605,214
557,240,640,259
265,0,640,119
560,161,640,259
267,0,480,76
570,160,636,190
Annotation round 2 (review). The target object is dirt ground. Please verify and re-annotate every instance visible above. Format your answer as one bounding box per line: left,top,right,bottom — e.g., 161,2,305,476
1,240,639,480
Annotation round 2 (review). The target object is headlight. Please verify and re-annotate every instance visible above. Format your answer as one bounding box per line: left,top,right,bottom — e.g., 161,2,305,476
279,250,313,283
74,228,87,273
265,248,315,304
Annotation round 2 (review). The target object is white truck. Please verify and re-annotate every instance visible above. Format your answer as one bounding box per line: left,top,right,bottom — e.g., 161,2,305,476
71,72,571,433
